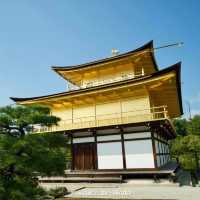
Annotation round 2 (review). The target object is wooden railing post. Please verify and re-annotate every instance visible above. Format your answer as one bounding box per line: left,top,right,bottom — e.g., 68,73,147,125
151,107,155,119
120,99,123,124
94,99,97,127
164,106,168,118
142,67,144,76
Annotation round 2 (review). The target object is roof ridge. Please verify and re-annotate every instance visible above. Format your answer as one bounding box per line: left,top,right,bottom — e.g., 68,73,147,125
51,40,158,72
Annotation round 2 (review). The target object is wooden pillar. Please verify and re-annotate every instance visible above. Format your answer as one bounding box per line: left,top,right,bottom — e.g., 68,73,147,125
120,127,126,169
151,128,158,169
160,127,165,164
69,133,74,171
93,130,98,170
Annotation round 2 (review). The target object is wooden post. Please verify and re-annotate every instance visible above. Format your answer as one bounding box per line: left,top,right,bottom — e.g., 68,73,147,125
164,106,167,118
120,127,126,169
142,67,144,76
69,133,74,171
151,129,158,169
119,99,123,124
94,98,97,127
93,130,98,170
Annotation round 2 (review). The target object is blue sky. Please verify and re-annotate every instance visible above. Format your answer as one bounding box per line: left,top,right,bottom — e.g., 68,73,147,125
0,0,199,118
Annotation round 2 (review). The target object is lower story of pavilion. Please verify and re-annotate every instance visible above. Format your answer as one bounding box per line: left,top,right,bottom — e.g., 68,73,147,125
65,119,176,172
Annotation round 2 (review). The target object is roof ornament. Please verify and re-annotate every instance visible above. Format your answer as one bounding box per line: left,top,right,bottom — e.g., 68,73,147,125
154,42,184,51
111,48,119,57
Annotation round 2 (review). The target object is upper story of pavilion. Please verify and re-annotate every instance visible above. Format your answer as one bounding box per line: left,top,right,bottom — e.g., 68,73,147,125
52,41,158,90
10,41,183,133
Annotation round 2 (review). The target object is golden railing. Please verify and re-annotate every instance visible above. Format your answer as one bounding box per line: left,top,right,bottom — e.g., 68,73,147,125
68,72,145,91
35,105,168,133
81,73,144,89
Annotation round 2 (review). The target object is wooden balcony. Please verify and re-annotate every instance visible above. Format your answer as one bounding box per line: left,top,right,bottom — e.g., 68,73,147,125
34,105,168,133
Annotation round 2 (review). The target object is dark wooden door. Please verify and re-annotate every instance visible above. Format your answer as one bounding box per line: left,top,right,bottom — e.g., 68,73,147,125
73,143,97,170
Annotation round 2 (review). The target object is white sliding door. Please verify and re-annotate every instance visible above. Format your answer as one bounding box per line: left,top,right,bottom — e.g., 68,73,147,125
125,140,155,168
97,142,123,169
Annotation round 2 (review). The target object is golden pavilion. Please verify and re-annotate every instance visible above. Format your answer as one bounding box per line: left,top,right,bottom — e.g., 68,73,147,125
11,41,182,172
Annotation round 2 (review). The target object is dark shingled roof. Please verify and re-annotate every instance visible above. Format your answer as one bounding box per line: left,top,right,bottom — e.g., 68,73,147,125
51,40,158,73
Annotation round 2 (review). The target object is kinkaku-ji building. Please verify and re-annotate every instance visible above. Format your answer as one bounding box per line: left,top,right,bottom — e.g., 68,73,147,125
11,41,182,174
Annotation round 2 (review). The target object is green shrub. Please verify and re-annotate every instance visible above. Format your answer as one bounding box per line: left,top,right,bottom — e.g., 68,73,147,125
48,187,69,198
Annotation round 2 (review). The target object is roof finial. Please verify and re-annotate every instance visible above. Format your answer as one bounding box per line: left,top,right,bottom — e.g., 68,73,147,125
111,48,119,57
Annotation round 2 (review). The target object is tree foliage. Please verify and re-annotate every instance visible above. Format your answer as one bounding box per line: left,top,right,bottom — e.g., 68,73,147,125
0,133,68,200
0,105,68,200
187,115,200,135
173,118,188,136
0,105,60,137
171,135,200,170
172,115,200,172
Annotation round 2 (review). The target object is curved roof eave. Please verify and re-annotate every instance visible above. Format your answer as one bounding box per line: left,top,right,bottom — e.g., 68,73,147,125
11,62,182,116
51,40,159,73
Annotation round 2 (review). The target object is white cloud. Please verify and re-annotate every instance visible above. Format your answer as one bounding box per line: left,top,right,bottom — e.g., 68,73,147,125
191,109,200,117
